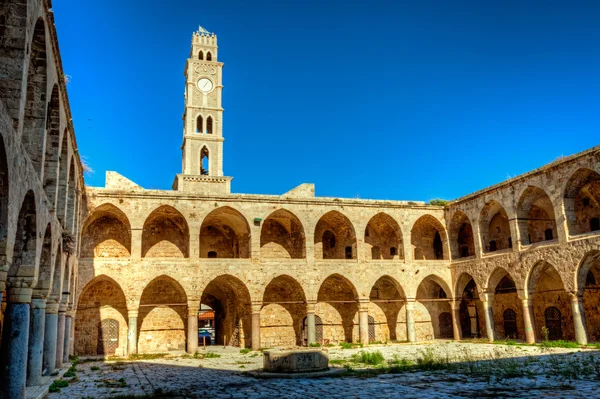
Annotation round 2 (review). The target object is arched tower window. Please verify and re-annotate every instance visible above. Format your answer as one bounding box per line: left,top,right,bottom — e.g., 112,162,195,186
206,51,212,61
196,115,203,133
199,51,204,60
200,146,209,175
206,116,213,134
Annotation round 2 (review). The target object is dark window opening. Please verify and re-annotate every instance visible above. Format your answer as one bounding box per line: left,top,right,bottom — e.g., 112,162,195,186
489,240,497,252
544,229,553,241
591,218,600,232
345,246,352,259
196,115,203,133
583,197,591,206
206,52,212,61
503,309,518,338
586,271,596,287
460,246,469,258
433,231,443,260
495,276,517,294
207,116,213,134
390,247,397,256
200,147,209,175
508,237,513,248
207,251,217,258
438,289,447,299
199,51,204,60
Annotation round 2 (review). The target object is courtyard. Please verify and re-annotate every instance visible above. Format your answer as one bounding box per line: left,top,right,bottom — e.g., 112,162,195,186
46,342,600,399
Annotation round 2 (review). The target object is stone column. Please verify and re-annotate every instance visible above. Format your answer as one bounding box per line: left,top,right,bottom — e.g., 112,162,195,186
63,315,72,363
127,309,138,356
187,306,198,354
43,302,59,376
358,300,369,345
522,298,536,344
0,287,32,399
481,293,495,342
306,302,316,346
69,314,76,356
571,295,588,345
55,306,66,369
450,300,461,341
26,298,47,386
251,306,261,351
405,300,416,343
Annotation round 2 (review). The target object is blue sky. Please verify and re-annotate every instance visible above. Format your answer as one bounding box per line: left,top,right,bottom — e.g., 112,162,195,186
53,0,600,201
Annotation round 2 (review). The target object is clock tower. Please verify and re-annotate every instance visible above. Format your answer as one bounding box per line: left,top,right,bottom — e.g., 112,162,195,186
173,26,232,194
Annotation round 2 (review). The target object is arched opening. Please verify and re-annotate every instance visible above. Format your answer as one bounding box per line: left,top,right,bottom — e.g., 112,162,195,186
411,215,447,260
369,276,406,341
564,168,600,236
544,307,563,340
456,273,484,339
577,251,600,342
56,132,69,225
196,115,203,133
33,224,52,297
8,191,37,286
317,274,358,343
43,85,61,207
81,204,132,258
503,309,518,339
200,275,252,347
200,146,209,175
200,207,251,258
206,52,212,61
206,116,213,134
448,211,475,259
364,213,403,260
198,51,204,60
22,18,48,175
0,135,8,268
138,276,187,353
489,268,522,339
142,206,189,258
261,275,306,347
528,261,573,341
517,186,557,245
314,211,356,260
75,276,128,356
480,200,512,253
260,209,306,259
415,275,452,340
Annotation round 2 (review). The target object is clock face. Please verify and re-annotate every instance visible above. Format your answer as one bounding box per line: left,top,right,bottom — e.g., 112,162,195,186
197,78,213,93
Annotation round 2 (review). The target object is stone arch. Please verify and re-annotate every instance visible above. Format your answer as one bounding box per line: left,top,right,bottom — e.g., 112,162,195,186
8,190,37,287
411,214,447,260
33,223,52,297
22,17,48,175
0,134,8,266
200,274,252,347
200,206,250,258
317,274,358,343
364,213,403,260
488,267,522,339
314,211,356,260
517,186,557,245
261,275,306,347
527,261,573,341
415,275,452,340
448,211,475,259
260,209,306,259
198,50,204,60
42,84,60,208
369,275,406,341
75,275,128,356
81,204,132,258
142,205,189,258
138,275,188,353
480,200,512,253
56,131,69,224
564,168,600,236
455,272,485,339
576,251,600,341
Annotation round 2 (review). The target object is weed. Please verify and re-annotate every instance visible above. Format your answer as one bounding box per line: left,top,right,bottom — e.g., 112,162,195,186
128,353,168,360
63,370,76,378
90,366,100,371
329,359,346,365
239,365,245,369
49,379,69,392
350,350,385,366
541,340,580,349
240,348,251,354
340,342,363,350
196,352,221,359
309,342,322,347
249,353,259,358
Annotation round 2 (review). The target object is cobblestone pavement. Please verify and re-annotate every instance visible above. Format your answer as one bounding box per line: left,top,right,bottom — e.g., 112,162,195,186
48,342,600,398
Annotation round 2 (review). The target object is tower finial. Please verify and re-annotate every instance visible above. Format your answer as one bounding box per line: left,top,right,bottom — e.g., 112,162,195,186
197,25,211,35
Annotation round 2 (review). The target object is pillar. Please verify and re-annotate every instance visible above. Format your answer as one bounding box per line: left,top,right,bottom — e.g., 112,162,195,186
571,295,588,345
127,309,138,356
43,302,59,376
55,307,66,369
187,306,198,354
0,287,33,399
405,300,416,343
306,302,316,346
358,301,369,345
522,298,536,344
450,300,461,341
26,298,46,386
131,228,143,259
482,293,495,342
63,315,72,363
69,314,75,356
251,307,261,351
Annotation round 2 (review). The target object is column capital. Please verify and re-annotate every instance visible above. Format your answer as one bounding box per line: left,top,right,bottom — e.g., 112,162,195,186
7,287,33,303
187,308,198,318
45,302,60,314
31,298,47,310
128,309,139,318
569,292,584,303
251,302,262,314
306,301,316,314
58,303,68,313
521,298,532,307
449,299,461,310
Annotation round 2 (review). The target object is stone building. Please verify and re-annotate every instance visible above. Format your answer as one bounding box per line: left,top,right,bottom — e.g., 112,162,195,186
0,0,86,397
75,27,600,359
